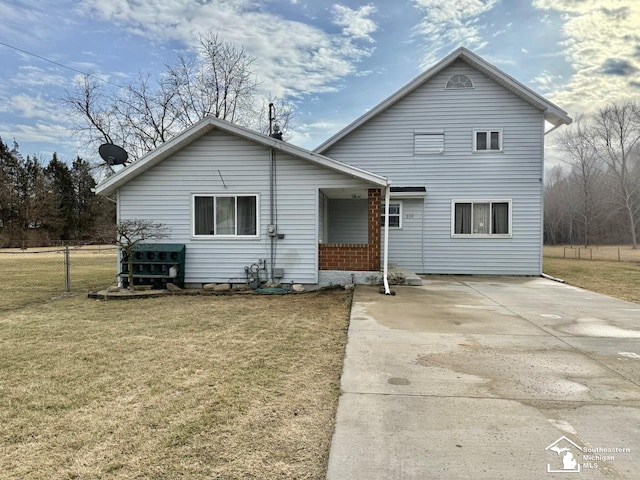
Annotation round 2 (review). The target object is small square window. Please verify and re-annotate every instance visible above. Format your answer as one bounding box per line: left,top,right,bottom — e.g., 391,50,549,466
382,202,402,229
474,130,502,152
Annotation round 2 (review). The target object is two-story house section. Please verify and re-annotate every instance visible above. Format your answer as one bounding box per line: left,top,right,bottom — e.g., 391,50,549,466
315,47,572,276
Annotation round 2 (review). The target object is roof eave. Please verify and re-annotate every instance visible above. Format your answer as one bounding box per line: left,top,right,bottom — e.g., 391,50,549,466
95,116,389,197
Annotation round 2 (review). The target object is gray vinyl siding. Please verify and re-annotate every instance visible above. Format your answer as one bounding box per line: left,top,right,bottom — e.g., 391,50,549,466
384,198,424,272
327,199,368,243
323,60,545,275
118,129,372,284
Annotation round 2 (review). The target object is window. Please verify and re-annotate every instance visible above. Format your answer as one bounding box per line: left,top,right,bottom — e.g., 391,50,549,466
193,194,258,237
473,130,502,152
415,131,444,154
382,201,402,229
446,74,474,89
452,200,510,236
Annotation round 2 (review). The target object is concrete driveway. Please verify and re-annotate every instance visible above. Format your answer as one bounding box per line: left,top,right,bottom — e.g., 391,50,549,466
327,276,640,479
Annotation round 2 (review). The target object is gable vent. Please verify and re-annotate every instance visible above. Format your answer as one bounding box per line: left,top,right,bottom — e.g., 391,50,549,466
446,74,474,89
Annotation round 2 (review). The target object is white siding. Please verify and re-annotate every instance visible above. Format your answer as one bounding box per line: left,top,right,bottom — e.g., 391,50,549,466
323,60,545,275
119,129,372,284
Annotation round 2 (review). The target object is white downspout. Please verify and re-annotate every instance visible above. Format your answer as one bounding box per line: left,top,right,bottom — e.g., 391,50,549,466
383,185,391,295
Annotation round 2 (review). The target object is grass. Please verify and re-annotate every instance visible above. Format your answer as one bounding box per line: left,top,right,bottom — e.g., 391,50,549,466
0,290,352,479
543,256,640,304
0,247,117,311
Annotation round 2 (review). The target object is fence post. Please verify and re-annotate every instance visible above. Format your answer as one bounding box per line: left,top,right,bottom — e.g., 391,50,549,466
64,246,71,293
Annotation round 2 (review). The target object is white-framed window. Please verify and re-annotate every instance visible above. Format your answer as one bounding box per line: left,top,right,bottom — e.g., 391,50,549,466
192,194,259,237
446,74,474,89
473,129,503,152
451,200,511,237
415,131,444,154
382,201,402,229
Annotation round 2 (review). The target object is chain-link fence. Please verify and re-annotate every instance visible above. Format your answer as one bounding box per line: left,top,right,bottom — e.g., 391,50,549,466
1,245,118,311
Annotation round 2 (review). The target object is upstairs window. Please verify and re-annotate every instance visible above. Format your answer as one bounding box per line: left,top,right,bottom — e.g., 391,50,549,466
446,74,474,89
452,200,511,237
415,131,444,154
193,194,258,237
474,129,502,152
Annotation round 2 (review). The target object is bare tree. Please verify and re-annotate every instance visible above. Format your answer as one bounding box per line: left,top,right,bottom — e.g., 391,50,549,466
554,116,607,246
109,219,168,291
590,102,640,248
65,33,294,164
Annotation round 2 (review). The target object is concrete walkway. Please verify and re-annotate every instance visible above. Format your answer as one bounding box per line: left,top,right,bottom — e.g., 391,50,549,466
327,276,640,479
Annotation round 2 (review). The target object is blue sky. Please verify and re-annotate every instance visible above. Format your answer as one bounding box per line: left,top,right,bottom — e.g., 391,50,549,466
1,0,639,166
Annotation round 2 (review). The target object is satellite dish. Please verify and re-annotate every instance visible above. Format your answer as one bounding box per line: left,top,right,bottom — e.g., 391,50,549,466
99,143,129,166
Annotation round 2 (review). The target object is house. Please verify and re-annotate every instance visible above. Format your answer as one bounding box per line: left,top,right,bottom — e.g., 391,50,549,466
95,117,392,288
95,47,570,288
316,47,571,276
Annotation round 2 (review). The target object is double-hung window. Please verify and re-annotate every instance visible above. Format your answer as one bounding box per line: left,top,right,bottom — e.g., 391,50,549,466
452,200,511,237
381,201,402,229
193,194,258,237
473,129,502,152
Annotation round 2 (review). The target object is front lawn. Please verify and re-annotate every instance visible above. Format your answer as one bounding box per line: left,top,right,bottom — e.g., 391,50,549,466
0,291,351,479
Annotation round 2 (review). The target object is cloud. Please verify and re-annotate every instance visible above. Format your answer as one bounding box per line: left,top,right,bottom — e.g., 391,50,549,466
411,0,497,67
530,70,563,93
331,4,378,42
77,0,376,99
599,58,638,76
532,0,640,115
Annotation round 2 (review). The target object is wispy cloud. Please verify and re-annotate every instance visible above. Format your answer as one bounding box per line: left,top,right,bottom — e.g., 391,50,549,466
78,0,376,98
331,4,378,43
532,0,640,114
412,0,497,67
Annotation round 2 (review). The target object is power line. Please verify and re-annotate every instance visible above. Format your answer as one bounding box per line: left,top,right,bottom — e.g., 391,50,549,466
0,40,122,88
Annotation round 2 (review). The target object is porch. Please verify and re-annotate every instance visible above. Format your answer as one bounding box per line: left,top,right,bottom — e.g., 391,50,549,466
318,188,381,272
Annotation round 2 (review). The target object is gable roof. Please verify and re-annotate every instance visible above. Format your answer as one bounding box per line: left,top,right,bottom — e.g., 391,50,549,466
95,116,389,196
315,46,572,154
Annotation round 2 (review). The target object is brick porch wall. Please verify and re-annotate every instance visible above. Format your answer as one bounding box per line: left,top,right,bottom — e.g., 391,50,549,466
318,188,382,271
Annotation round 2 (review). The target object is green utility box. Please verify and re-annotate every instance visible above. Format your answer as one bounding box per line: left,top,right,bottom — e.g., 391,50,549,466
120,243,186,289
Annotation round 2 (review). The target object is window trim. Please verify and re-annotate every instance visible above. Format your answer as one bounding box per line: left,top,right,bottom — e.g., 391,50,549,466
382,200,403,229
450,199,512,238
191,193,260,239
473,129,503,153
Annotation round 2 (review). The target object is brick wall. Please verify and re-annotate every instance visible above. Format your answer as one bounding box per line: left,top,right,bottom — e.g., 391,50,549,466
318,188,382,271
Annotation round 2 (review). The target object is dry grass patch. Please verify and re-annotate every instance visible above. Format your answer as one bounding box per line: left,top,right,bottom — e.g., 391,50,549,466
0,290,351,479
0,248,117,311
544,257,640,304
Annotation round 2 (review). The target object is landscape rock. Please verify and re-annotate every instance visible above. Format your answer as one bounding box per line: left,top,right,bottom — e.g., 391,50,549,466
106,285,121,293
166,283,182,292
203,283,217,291
233,284,251,292
344,283,355,291
292,284,305,293
214,283,232,292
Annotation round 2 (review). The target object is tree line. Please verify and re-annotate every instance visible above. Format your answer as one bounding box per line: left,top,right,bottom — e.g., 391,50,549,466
0,137,115,248
545,101,640,248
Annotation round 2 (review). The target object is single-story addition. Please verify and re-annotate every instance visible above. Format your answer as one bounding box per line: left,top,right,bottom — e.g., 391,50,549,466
95,116,396,290
95,47,572,287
